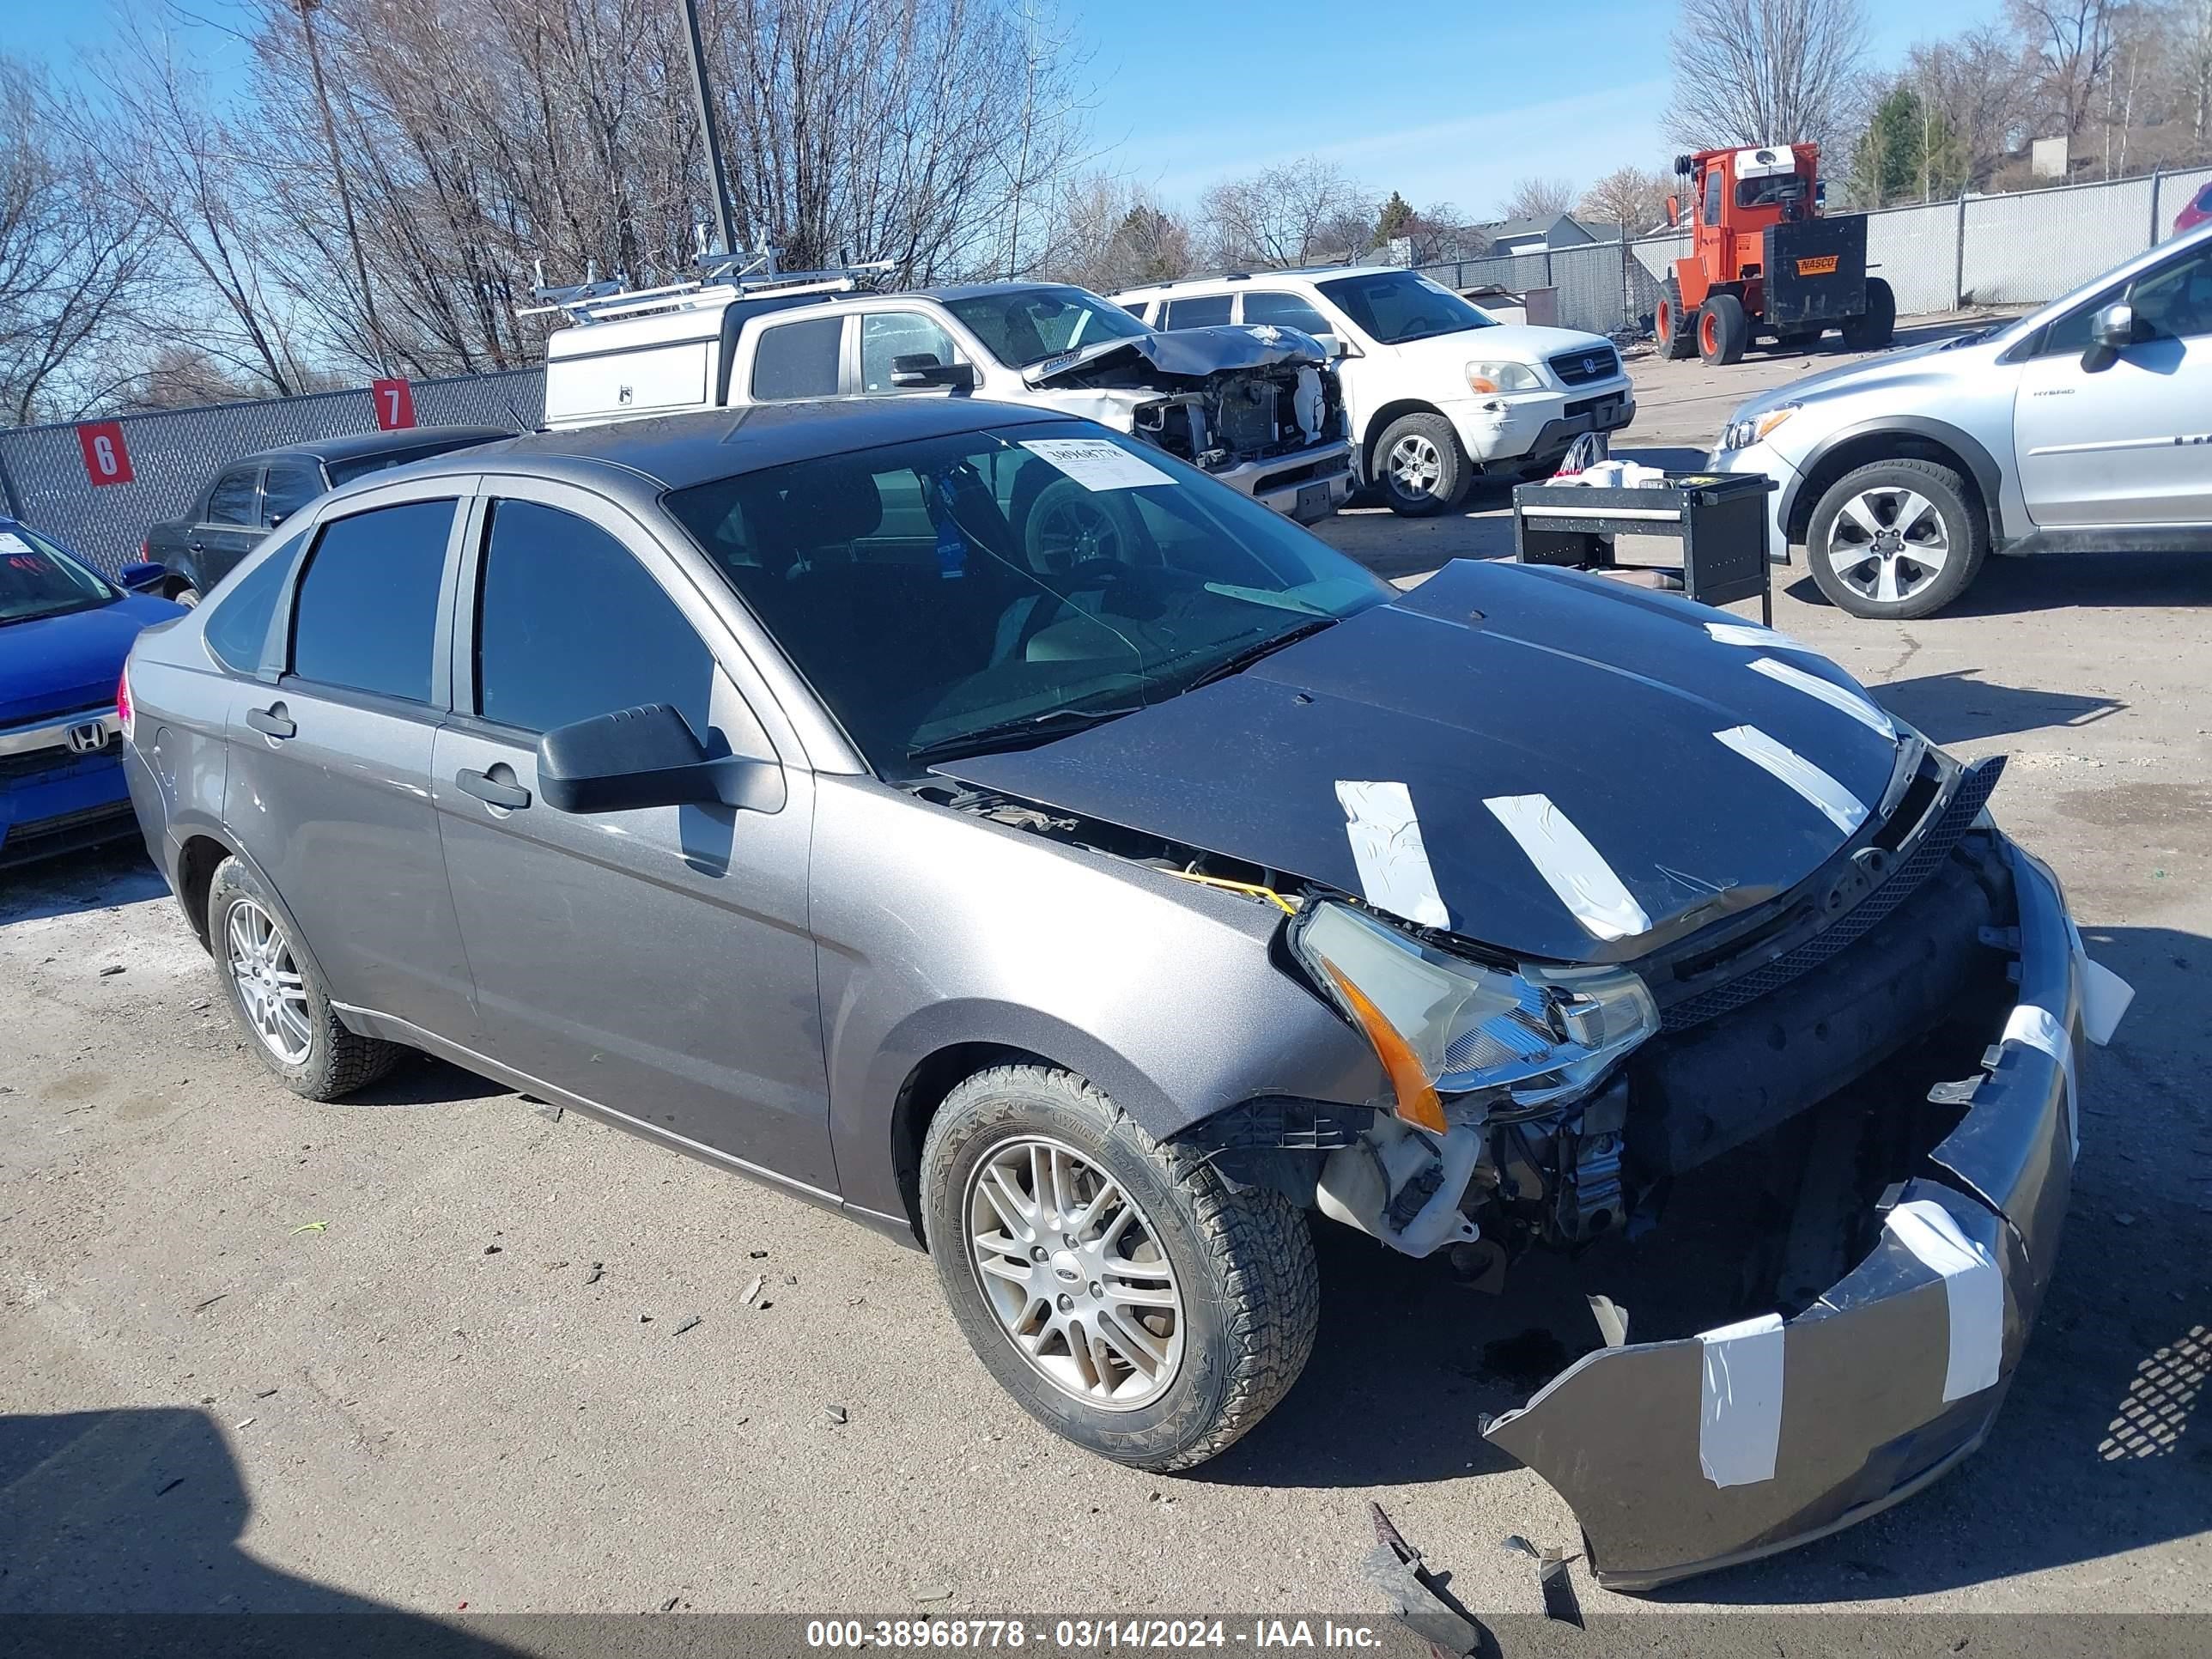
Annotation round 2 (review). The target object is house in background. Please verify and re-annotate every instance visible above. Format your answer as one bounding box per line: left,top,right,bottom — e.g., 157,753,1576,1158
1481,215,1626,257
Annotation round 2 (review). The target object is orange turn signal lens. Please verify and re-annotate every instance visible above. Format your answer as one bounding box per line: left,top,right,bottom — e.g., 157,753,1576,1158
1322,963,1448,1133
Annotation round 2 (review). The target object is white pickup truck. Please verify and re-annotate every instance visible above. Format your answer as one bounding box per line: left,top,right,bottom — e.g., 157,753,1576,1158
539,276,1355,524
1115,267,1637,515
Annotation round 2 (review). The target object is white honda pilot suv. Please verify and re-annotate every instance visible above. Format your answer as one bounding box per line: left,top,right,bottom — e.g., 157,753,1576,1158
1116,268,1635,515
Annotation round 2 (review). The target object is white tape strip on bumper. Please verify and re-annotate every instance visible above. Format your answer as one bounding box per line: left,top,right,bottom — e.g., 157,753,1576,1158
1483,793,1653,943
1334,781,1449,928
1712,725,1869,836
2002,1002,2079,1159
1747,656,1896,740
1696,1312,1784,1488
1883,1199,2004,1402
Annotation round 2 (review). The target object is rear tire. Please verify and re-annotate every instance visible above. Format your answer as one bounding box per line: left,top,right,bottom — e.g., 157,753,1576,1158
1841,278,1896,350
1655,279,1696,360
169,583,202,607
1373,412,1472,516
921,1064,1318,1472
208,856,403,1100
1805,458,1987,620
1697,293,1748,365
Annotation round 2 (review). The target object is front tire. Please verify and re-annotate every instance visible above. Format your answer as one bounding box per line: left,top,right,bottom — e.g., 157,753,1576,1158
208,857,403,1099
1698,293,1748,364
1373,412,1472,516
1805,458,1988,619
921,1065,1318,1472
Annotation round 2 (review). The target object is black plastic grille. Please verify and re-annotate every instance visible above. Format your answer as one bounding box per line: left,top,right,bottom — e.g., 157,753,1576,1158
1550,346,1620,386
1661,757,2006,1032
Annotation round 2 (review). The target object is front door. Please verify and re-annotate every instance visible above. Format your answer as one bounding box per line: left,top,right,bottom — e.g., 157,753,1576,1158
429,483,833,1191
222,491,477,1034
2014,237,2212,527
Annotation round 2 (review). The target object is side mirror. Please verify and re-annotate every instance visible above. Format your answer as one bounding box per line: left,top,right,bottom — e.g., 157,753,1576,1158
117,560,168,592
267,509,289,529
1316,332,1355,361
2089,301,2137,351
1665,195,1679,227
890,353,975,390
536,702,786,816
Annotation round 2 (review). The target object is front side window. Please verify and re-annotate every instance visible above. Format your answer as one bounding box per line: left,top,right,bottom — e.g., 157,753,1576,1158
0,524,118,626
860,313,963,393
2125,243,2212,340
1315,270,1494,345
1243,291,1335,336
750,317,844,400
1162,295,1233,330
205,467,260,526
664,422,1390,774
289,499,456,703
204,529,307,672
940,286,1149,368
262,459,325,526
473,500,715,738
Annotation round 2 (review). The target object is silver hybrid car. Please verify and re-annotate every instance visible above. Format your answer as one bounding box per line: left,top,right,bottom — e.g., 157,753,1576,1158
122,397,2121,1588
1710,219,2212,619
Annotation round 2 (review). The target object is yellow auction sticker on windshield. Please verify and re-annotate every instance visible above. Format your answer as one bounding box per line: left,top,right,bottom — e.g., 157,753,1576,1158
1022,438,1176,491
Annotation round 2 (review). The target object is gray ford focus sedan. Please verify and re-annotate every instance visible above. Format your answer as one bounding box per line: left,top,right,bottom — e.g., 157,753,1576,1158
120,398,2127,1587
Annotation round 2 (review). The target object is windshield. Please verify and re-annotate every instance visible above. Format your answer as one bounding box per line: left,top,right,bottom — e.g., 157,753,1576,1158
1316,270,1497,344
665,421,1392,774
0,525,119,627
942,286,1152,368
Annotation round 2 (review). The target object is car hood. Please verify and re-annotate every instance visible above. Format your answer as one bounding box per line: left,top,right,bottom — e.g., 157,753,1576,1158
935,561,1909,964
1439,322,1622,362
1724,329,2013,424
1024,325,1328,387
0,593,184,726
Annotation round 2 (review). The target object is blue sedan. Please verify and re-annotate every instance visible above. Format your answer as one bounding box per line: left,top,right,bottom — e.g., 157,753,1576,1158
1,519,183,867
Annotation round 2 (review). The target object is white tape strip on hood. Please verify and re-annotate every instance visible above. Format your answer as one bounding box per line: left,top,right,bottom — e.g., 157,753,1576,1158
1747,656,1897,740
1705,621,1808,651
1484,793,1653,942
2003,1002,2078,1159
1334,781,1449,928
1884,1200,2004,1402
1712,725,1869,836
1696,1311,1784,1488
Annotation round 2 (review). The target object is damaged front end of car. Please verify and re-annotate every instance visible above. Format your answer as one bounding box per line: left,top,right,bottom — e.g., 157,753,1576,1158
1024,325,1352,514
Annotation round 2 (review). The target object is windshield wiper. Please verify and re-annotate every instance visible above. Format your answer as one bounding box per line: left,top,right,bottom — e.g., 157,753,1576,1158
1182,616,1340,691
906,702,1142,766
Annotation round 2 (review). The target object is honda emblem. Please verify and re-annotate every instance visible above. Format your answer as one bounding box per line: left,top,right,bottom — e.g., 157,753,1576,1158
1583,356,1600,375
67,720,110,755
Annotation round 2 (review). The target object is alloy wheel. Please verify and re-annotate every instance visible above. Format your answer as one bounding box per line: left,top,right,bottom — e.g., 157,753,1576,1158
1389,434,1443,500
1826,486,1953,606
226,897,313,1066
1032,495,1126,568
964,1135,1184,1410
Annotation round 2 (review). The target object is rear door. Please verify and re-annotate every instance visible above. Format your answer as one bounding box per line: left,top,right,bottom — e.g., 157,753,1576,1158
2014,237,2212,526
193,465,267,588
429,479,831,1189
222,485,477,1036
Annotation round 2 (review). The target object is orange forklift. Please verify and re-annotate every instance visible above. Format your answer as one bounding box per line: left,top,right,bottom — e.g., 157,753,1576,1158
1653,144,1895,364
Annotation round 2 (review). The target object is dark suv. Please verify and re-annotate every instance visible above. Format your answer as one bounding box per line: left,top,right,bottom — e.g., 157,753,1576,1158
141,427,508,605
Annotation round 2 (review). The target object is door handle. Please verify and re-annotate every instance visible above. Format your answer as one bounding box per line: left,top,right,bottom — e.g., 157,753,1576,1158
188,538,205,553
457,769,531,810
246,704,295,739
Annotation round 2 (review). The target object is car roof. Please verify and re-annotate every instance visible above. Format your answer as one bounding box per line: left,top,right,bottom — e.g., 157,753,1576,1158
391,398,1072,494
1116,265,1401,296
907,281,1094,303
232,426,516,468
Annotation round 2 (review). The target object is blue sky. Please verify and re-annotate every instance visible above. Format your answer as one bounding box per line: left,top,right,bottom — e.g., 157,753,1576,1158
21,0,1982,218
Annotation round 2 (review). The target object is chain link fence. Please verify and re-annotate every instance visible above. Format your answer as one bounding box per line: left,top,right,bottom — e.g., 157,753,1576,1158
1416,164,2212,341
0,368,544,576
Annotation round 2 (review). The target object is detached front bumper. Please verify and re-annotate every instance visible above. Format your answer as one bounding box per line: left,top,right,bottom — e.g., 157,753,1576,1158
1483,836,2112,1589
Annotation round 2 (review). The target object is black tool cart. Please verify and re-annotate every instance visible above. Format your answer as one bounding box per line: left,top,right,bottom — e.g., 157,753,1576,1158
1510,471,1780,624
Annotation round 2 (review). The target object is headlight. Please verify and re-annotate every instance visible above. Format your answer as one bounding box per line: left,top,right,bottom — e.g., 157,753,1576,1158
1718,403,1799,452
1290,900,1658,1131
1465,360,1542,394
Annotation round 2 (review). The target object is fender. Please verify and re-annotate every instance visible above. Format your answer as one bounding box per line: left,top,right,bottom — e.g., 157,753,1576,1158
1782,416,2014,546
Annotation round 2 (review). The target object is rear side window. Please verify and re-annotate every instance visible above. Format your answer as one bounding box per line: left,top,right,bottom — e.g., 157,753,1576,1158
473,501,716,738
205,467,259,526
750,317,844,400
262,459,324,526
1242,291,1334,335
204,530,306,673
290,500,456,703
1163,295,1233,329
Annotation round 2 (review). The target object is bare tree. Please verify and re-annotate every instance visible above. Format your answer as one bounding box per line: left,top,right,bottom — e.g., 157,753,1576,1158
1499,176,1578,221
1907,26,2038,191
1663,0,1870,153
1043,173,1194,290
1199,157,1369,268
1577,166,1674,231
0,55,153,422
2009,0,2118,139
2187,0,2212,144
